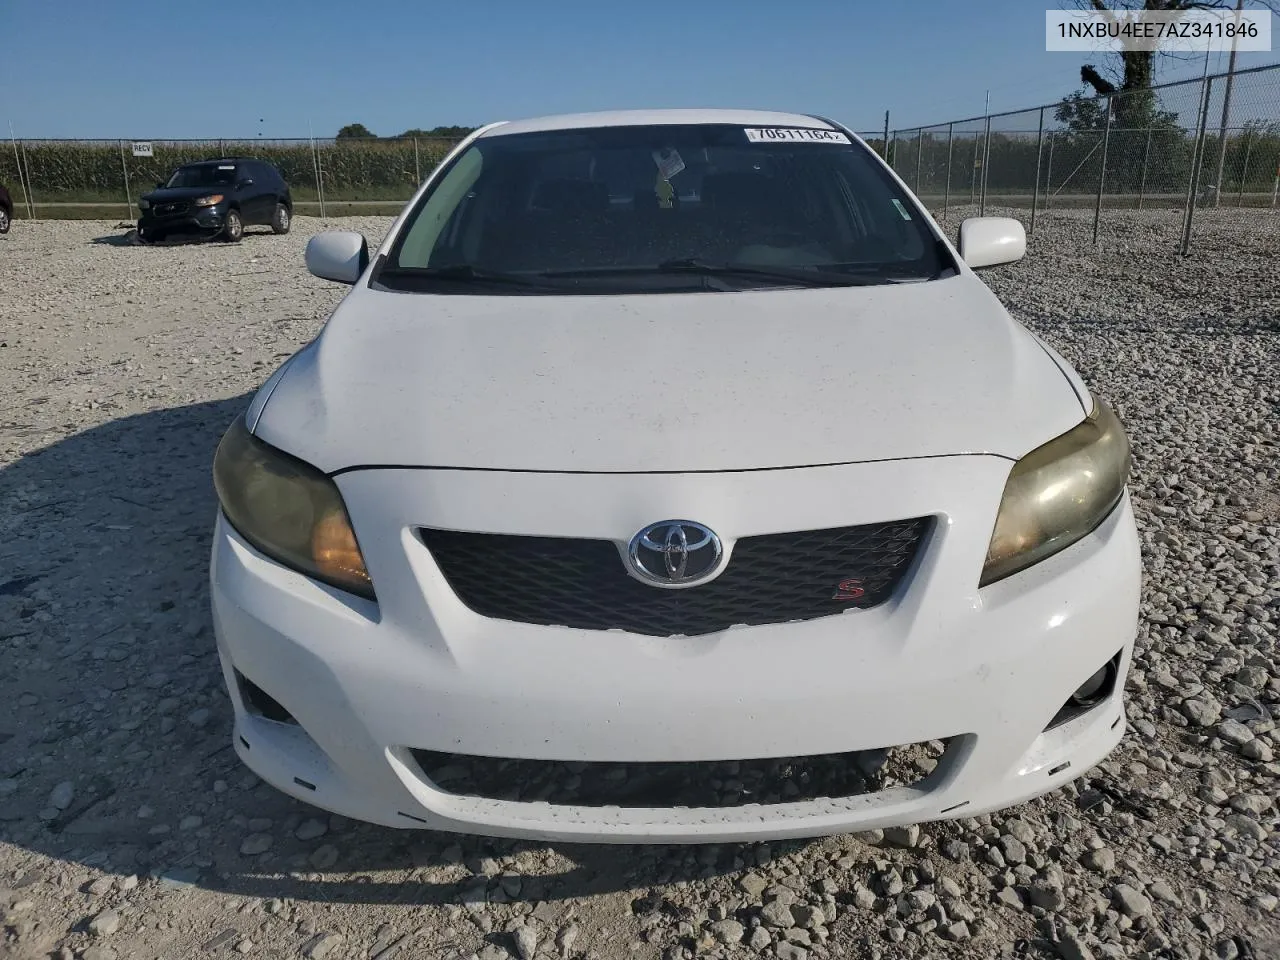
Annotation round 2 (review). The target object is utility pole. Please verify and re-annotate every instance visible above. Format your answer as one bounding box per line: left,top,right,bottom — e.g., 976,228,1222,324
1211,0,1244,207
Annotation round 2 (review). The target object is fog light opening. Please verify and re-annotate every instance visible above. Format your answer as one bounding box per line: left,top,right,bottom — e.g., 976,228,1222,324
1045,651,1122,731
235,670,299,725
1070,663,1113,708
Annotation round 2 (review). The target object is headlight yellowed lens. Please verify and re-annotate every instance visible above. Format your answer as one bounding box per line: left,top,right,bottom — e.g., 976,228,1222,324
213,415,374,600
194,194,224,207
981,400,1131,587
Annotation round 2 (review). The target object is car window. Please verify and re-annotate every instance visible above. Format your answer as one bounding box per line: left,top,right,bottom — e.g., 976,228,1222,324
384,123,949,295
397,147,485,268
167,164,237,188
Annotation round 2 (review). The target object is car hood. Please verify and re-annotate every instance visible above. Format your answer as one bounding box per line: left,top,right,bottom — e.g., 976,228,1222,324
252,275,1088,474
142,186,228,202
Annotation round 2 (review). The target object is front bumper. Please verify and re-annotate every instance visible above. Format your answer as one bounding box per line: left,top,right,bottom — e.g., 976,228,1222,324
210,456,1142,844
138,204,227,236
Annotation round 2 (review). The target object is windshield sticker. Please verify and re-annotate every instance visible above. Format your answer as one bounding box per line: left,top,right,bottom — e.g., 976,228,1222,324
655,175,676,209
652,147,686,180
744,127,850,144
891,199,913,220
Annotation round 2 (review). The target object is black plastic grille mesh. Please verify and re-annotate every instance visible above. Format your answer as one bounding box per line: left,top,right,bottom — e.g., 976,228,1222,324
411,739,952,808
418,517,931,637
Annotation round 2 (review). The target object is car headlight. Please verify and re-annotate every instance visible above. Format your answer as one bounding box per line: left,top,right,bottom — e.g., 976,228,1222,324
194,194,225,207
138,198,151,210
980,399,1131,587
213,415,375,600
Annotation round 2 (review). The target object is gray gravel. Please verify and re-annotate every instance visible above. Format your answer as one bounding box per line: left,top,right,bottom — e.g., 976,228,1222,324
0,210,1277,960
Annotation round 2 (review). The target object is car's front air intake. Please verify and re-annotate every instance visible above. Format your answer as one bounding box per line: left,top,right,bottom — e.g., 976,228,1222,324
418,518,931,637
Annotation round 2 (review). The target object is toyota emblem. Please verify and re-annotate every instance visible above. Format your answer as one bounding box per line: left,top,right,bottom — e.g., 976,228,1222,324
627,520,724,588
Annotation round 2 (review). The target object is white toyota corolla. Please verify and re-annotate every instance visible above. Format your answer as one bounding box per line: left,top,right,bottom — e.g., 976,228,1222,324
210,109,1141,844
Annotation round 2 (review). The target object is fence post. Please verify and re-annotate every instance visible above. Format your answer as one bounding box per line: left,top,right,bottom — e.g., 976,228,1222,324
1092,96,1113,246
9,130,33,220
1044,132,1056,210
19,140,35,218
118,140,135,223
1137,128,1152,210
970,133,979,205
317,146,327,218
882,111,890,160
1180,75,1214,256
978,115,991,216
1236,131,1253,207
943,122,953,222
309,135,325,219
413,136,421,184
914,128,924,193
1030,107,1044,234
1212,2,1243,209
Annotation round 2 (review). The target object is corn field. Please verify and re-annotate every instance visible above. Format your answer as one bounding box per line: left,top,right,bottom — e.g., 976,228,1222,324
0,137,463,213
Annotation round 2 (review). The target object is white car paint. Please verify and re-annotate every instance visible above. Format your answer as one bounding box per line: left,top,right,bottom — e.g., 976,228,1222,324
210,107,1141,843
254,276,1087,474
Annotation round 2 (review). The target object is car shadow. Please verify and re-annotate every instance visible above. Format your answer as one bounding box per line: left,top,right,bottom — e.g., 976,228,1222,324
89,228,282,247
0,395,822,910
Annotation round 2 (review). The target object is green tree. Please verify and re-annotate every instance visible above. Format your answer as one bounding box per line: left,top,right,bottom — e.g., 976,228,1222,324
396,125,478,139
336,123,377,139
1077,2,1218,98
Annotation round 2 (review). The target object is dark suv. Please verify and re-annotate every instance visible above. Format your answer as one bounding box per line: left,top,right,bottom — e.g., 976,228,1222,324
138,159,292,243
0,183,12,234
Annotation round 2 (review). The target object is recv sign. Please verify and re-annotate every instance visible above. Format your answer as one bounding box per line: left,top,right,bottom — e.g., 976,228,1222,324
131,142,154,158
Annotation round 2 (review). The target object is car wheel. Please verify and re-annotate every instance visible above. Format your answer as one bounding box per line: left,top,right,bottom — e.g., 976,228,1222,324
270,203,291,235
222,209,244,243
0,208,10,234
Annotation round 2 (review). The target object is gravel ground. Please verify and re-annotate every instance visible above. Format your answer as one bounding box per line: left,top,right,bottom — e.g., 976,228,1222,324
1,211,1278,960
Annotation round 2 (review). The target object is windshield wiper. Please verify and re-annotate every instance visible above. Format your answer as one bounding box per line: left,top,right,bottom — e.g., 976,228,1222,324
376,264,558,289
656,258,893,286
542,259,897,287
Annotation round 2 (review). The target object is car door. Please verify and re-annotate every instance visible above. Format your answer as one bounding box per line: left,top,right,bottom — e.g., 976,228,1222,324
237,163,271,224
268,164,290,211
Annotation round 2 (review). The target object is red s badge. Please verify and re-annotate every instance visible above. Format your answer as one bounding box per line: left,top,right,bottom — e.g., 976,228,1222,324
832,578,866,601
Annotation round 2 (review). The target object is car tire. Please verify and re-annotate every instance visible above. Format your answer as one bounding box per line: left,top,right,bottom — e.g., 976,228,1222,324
222,209,244,243
270,203,291,235
0,208,10,234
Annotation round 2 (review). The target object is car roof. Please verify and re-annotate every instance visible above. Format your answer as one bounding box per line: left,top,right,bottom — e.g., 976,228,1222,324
477,108,840,138
179,157,267,166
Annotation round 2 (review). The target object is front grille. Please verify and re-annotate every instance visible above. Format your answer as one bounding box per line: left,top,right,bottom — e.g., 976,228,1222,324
419,517,931,637
153,200,189,217
411,739,952,808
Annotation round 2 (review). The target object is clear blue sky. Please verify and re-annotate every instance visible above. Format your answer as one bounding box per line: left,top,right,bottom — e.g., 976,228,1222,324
5,0,1277,139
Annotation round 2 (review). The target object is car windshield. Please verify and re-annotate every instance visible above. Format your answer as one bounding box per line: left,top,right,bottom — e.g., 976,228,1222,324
380,123,951,295
167,164,237,188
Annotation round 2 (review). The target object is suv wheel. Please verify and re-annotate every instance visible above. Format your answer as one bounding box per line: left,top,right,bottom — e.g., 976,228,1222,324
222,209,244,243
0,208,10,234
270,203,291,235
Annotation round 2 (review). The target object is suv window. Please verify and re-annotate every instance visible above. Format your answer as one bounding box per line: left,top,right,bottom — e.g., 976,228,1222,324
382,123,950,295
167,163,238,188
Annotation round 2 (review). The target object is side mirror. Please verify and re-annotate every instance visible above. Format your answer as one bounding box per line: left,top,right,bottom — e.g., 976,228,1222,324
958,217,1026,269
306,231,370,285
156,181,166,189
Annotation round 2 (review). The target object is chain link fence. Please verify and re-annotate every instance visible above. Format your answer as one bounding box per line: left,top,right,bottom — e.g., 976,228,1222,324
885,62,1280,254
4,66,1278,254
0,136,463,221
